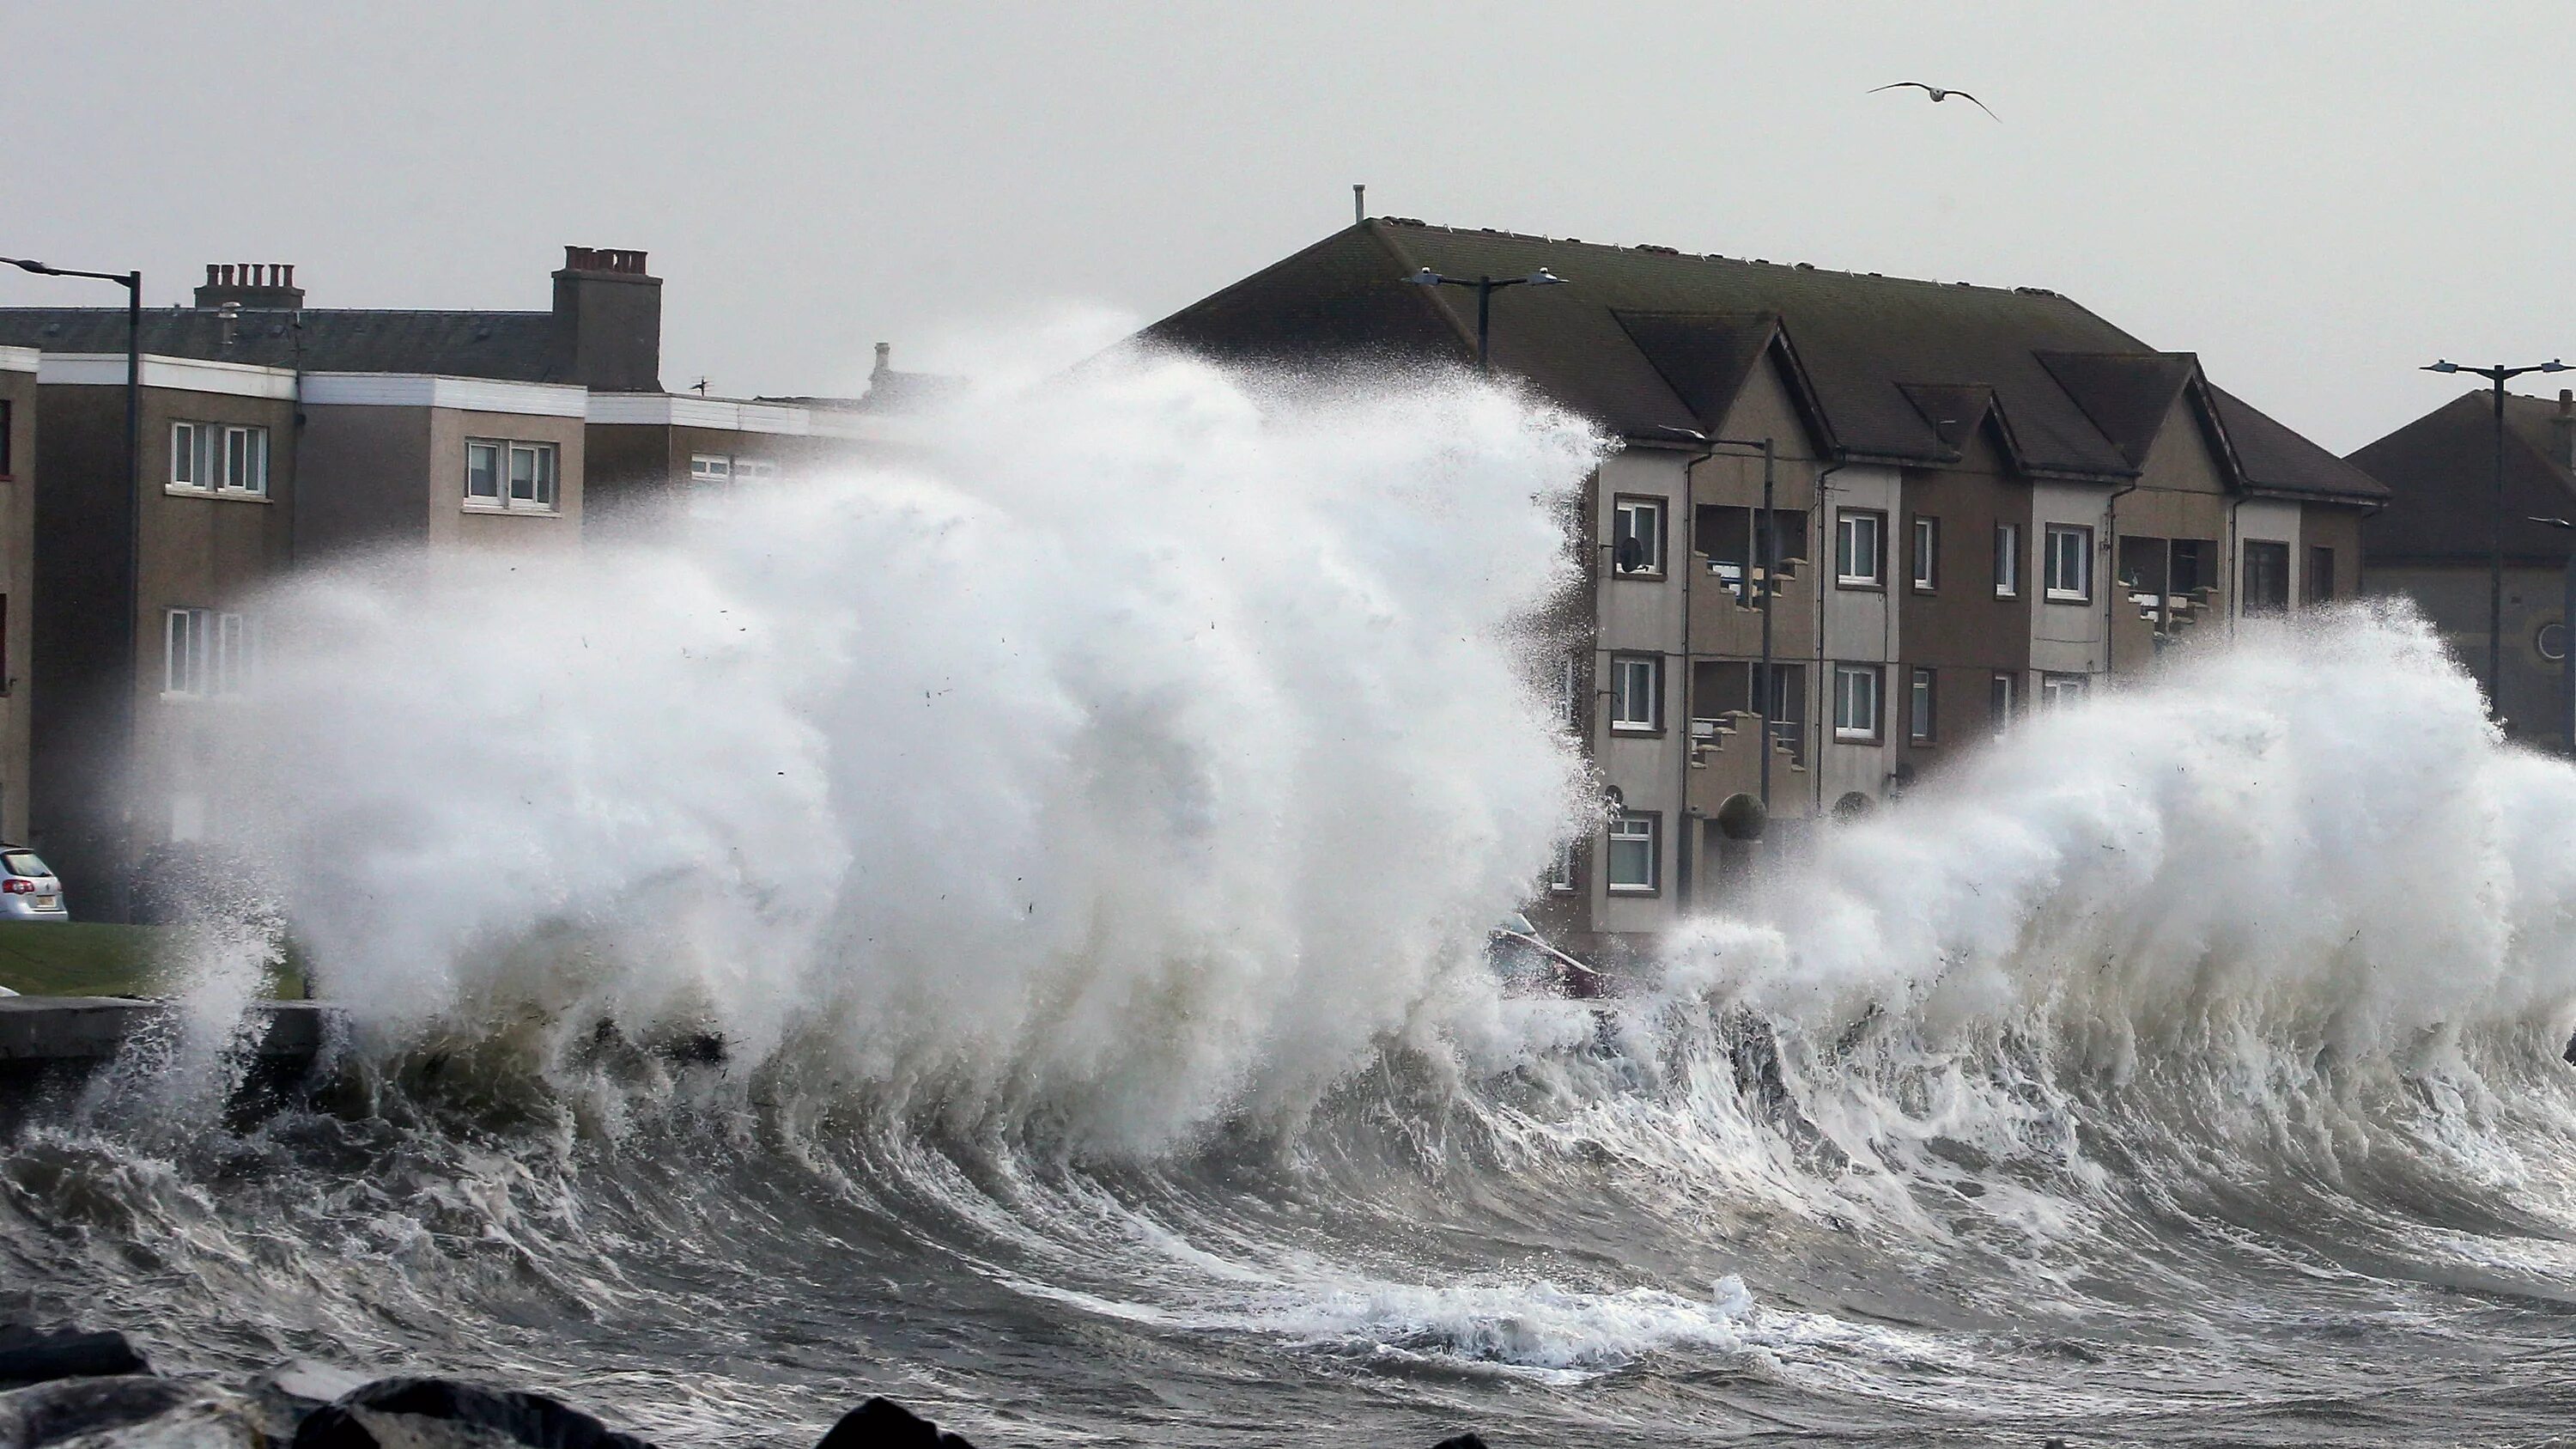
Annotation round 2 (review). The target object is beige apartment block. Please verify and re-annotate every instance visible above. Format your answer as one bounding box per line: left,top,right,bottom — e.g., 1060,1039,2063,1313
1145,219,2385,959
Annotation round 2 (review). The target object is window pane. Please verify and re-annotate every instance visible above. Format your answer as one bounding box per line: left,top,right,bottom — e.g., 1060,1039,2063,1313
467,442,501,498
1911,668,1934,740
534,446,556,506
171,423,195,485
509,446,537,500
1607,816,1655,890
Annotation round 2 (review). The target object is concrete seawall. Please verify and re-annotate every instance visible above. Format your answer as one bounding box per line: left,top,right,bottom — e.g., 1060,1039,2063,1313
0,995,333,1075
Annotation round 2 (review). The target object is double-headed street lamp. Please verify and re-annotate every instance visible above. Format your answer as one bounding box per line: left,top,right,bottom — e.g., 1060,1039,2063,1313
1404,266,1565,370
2423,357,2573,715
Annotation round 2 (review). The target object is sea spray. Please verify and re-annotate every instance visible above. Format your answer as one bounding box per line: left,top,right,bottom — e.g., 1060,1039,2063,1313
201,354,1604,1151
16,364,2576,1444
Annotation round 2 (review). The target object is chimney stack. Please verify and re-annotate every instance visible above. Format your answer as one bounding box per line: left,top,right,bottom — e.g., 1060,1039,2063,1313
192,262,303,310
550,245,662,393
872,341,892,381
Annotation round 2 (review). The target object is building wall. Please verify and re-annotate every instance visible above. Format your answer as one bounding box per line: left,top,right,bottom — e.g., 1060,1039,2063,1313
2029,481,2111,686
1817,464,1902,813
1897,423,2032,780
1591,446,1690,944
295,405,434,557
0,354,35,841
2372,560,2569,743
1682,360,1825,890
425,409,585,553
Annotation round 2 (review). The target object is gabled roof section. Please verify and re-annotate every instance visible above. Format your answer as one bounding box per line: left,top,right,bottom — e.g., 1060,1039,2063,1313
1607,309,1832,452
1141,223,1479,374
0,308,565,382
1893,382,1996,456
2351,390,2564,563
2203,385,2389,505
1610,310,1778,428
1140,220,2372,503
2034,351,2200,469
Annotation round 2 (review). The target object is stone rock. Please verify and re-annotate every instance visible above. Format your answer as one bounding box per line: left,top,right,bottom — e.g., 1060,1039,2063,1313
0,1375,216,1449
244,1361,373,1442
0,1328,149,1388
1430,1437,1492,1449
812,1397,975,1449
289,1378,654,1449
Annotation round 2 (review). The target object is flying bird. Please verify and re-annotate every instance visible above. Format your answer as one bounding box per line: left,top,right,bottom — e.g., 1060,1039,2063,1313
1868,82,2000,121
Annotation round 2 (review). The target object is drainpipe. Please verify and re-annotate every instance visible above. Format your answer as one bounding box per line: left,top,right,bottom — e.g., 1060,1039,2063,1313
1672,439,1713,912
2102,476,2140,678
1813,460,1852,820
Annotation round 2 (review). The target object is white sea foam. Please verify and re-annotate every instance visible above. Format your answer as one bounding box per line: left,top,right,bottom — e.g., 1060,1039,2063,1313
202,352,1601,1151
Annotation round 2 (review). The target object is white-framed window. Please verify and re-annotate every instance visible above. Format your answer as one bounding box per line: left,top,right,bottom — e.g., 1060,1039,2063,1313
1547,838,1577,893
165,607,255,697
1836,509,1884,588
1833,663,1882,742
2040,672,2090,710
1613,496,1666,577
2044,523,2092,602
1911,515,1939,591
691,454,781,485
1994,522,2021,598
1909,667,1935,743
467,438,559,513
1607,813,1658,894
1610,654,1661,732
169,421,269,496
1990,671,2016,731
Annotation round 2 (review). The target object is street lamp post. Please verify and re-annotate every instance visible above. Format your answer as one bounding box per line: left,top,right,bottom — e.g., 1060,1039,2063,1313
2527,514,2576,753
3,257,143,896
1404,267,1566,370
2423,357,2572,717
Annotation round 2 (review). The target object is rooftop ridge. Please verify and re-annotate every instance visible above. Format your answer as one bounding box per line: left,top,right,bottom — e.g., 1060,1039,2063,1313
1383,219,2069,301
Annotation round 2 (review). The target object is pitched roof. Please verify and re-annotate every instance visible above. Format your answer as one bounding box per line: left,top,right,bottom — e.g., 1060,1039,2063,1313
2349,391,2576,563
2034,351,2198,468
1145,220,2381,502
2204,385,2389,503
0,308,568,383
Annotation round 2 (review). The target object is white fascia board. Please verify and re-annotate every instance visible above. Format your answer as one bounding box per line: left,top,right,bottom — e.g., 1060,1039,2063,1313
586,393,828,435
301,374,589,418
39,353,299,399
0,347,37,374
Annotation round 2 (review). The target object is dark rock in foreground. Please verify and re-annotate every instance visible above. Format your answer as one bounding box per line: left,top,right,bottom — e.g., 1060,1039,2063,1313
817,1397,977,1449
0,1374,259,1448
0,1325,150,1387
292,1377,656,1449
0,1321,1508,1447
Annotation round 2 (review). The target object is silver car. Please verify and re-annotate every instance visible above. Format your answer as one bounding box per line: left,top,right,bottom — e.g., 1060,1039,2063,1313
0,847,68,921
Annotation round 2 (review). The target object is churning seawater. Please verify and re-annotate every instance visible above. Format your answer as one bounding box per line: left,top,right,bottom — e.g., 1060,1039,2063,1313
7,356,2576,1447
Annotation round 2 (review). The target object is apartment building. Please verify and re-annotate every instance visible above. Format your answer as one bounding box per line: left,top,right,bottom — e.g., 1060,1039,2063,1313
22,352,589,917
1144,219,2384,955
2348,390,2574,746
0,246,932,915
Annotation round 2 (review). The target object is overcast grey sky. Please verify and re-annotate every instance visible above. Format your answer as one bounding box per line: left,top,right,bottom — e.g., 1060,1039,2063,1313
6,2,2567,451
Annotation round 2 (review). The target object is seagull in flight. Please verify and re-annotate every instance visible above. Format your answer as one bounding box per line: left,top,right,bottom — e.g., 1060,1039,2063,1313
1869,82,2000,121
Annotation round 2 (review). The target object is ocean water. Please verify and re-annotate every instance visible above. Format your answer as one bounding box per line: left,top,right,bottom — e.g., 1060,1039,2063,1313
6,356,2576,1447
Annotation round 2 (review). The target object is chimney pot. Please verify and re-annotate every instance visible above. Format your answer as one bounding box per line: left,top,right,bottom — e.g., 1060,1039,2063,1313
873,341,892,377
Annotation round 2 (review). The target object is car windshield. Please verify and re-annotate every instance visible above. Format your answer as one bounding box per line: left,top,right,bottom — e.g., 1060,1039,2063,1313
1,851,50,879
